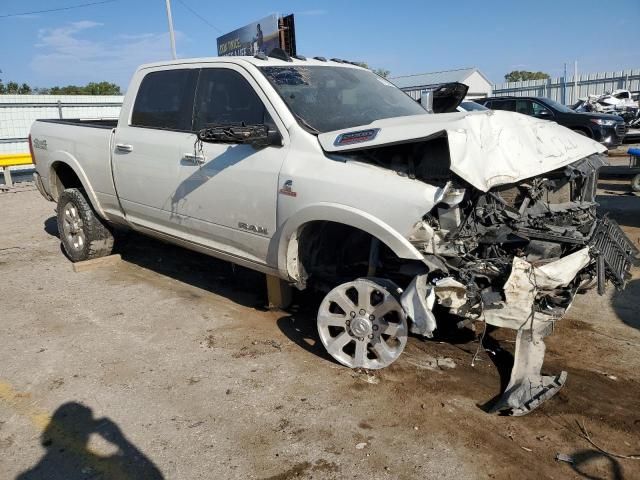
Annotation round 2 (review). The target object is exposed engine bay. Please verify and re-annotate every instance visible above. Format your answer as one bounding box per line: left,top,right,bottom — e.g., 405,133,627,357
312,134,639,416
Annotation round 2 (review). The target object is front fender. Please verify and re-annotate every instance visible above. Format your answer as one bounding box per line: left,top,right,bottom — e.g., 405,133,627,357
48,153,107,219
272,202,424,283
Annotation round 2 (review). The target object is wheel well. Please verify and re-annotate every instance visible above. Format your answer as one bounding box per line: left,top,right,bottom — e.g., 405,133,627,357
571,126,592,138
296,221,424,289
51,162,83,200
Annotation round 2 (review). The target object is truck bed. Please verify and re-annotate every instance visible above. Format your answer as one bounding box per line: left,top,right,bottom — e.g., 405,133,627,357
38,118,118,129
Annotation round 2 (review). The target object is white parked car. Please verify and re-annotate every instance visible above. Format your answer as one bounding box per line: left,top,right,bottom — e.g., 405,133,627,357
30,53,638,415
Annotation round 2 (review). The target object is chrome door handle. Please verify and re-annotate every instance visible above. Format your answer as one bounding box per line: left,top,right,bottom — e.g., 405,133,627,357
183,153,206,165
115,143,133,153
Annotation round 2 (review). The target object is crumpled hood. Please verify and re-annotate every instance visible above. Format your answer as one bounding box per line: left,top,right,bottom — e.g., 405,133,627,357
318,110,607,192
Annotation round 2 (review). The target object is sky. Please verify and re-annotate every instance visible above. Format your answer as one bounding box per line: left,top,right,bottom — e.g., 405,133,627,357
0,0,638,90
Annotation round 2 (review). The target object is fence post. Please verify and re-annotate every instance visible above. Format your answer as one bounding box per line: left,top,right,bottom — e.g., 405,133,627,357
57,100,63,119
2,167,13,188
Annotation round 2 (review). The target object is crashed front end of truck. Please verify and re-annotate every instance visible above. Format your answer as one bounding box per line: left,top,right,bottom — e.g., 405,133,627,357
314,110,638,416
403,153,638,415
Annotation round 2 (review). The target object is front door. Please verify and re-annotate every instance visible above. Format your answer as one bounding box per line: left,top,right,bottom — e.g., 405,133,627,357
175,66,288,264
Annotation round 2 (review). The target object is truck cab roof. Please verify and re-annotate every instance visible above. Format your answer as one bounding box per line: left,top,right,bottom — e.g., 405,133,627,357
137,56,368,71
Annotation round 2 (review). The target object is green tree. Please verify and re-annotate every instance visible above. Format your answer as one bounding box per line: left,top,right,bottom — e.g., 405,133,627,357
6,81,19,94
47,82,121,95
18,83,32,94
352,62,391,78
504,70,550,82
372,68,390,78
84,81,121,95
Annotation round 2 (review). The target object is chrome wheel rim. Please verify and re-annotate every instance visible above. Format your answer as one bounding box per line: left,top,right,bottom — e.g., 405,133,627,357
61,201,86,251
317,279,408,369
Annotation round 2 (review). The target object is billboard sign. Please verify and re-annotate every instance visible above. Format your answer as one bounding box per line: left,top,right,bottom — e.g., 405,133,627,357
217,14,280,57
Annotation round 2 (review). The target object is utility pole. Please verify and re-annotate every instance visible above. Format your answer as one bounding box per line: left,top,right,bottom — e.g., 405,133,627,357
165,0,177,60
574,60,578,103
563,63,567,105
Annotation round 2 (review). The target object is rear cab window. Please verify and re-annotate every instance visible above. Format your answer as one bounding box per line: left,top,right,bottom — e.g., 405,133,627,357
131,69,199,131
491,99,516,112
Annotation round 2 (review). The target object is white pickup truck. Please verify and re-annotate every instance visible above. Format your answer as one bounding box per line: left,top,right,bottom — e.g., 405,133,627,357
30,53,638,415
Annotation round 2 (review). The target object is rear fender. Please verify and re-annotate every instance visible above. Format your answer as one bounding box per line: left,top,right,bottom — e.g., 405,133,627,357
48,153,106,219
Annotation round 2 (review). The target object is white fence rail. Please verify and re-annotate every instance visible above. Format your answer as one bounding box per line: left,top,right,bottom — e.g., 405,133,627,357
0,95,123,154
492,69,640,105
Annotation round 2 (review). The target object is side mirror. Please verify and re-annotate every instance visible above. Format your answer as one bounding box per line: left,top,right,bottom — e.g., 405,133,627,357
243,127,282,147
535,110,553,119
198,124,282,147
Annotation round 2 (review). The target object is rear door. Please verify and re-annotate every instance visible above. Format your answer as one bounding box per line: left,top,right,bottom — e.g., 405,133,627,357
112,67,199,235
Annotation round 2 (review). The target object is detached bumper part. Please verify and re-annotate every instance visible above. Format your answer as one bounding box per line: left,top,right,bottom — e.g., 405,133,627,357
590,216,640,293
490,321,567,416
400,274,437,337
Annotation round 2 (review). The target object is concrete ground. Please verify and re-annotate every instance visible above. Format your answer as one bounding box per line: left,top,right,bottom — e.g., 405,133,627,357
1,180,639,480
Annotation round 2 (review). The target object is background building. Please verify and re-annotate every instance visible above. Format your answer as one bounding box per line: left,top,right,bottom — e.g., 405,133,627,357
390,67,493,100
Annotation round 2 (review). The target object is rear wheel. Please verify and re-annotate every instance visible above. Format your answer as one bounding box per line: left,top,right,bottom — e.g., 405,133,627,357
57,188,114,262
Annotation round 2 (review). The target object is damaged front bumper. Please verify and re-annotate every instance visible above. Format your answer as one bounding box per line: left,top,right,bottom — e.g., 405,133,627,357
399,157,639,416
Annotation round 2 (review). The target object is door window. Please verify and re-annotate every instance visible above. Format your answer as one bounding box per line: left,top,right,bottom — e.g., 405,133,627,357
131,69,199,131
491,99,516,111
531,101,552,117
515,99,533,116
193,69,269,131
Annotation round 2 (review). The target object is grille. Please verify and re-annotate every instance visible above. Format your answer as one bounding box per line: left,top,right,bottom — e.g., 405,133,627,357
615,123,627,137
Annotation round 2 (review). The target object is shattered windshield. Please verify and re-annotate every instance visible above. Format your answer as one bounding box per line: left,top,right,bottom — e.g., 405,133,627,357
259,66,426,133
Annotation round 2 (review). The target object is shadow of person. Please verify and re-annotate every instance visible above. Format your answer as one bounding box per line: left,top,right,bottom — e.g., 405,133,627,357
568,449,624,480
17,402,163,480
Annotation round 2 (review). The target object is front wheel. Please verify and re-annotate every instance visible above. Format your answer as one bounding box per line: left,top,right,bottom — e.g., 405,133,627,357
317,278,408,369
632,173,640,193
57,188,114,262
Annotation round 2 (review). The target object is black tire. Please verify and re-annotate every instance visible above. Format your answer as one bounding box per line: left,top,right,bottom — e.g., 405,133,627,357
57,188,114,262
571,128,588,137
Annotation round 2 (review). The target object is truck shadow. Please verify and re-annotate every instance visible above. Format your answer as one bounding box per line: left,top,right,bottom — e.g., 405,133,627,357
117,231,269,311
43,217,268,311
16,402,164,480
610,278,640,330
276,291,338,365
596,193,640,228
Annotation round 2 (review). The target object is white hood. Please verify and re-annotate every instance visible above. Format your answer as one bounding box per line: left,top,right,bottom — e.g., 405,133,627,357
318,110,607,192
